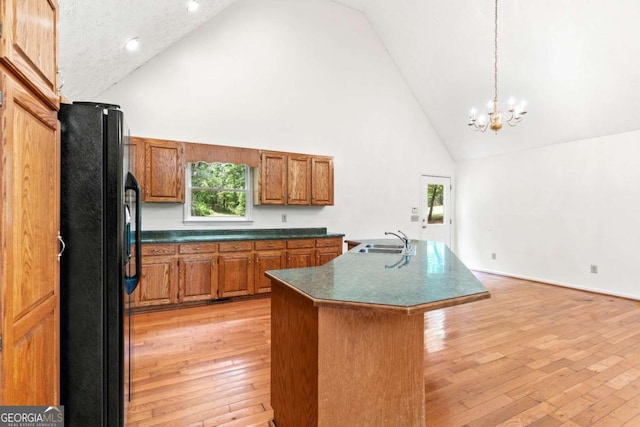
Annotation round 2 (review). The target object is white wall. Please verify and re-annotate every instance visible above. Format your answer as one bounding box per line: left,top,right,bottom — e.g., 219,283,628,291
456,129,640,299
98,0,453,241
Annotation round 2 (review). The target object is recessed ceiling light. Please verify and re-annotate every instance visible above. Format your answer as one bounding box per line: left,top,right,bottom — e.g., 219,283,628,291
187,0,199,12
124,37,140,52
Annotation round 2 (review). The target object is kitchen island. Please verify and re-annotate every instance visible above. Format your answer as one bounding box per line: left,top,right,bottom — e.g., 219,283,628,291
266,239,489,427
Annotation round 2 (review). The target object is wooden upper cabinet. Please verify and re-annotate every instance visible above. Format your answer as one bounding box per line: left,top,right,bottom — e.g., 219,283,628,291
0,0,59,108
256,150,334,206
287,155,311,205
140,137,185,203
128,137,145,191
311,156,334,206
258,151,287,204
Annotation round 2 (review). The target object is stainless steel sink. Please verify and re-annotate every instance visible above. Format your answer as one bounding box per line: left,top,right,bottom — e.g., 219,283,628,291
364,244,404,249
358,248,403,254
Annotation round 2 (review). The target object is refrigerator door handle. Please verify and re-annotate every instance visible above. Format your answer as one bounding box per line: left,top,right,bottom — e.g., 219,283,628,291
124,172,142,294
57,231,66,262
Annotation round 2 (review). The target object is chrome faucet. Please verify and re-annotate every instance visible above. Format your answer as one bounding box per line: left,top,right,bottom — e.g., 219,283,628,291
384,230,412,254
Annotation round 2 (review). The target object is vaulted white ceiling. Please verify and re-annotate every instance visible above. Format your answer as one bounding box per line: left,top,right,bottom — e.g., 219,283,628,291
59,0,640,160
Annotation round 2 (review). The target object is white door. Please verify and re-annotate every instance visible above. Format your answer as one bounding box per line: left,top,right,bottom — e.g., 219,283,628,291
419,175,451,246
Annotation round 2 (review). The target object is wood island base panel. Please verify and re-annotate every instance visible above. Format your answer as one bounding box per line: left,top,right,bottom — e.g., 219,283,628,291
266,239,490,426
271,281,425,426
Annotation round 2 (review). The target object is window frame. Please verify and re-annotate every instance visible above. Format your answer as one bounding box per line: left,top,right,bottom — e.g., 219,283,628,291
183,161,253,224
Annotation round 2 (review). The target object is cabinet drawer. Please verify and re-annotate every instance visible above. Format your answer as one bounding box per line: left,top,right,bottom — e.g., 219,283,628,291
254,240,286,251
142,244,177,256
219,241,253,252
179,242,218,254
315,237,343,248
287,239,315,249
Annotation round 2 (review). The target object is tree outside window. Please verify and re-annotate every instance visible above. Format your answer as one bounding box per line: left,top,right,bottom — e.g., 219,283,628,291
427,184,444,224
186,162,251,221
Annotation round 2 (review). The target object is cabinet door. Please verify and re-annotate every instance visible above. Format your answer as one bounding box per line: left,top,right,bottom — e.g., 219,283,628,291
316,238,343,265
0,0,59,108
311,157,334,206
287,249,315,268
0,72,60,404
316,246,341,266
218,252,255,297
259,151,287,204
129,136,145,189
144,138,185,202
135,258,177,307
179,257,217,302
287,155,311,205
255,251,286,294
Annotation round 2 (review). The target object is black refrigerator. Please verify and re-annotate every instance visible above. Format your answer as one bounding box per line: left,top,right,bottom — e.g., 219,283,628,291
59,102,142,427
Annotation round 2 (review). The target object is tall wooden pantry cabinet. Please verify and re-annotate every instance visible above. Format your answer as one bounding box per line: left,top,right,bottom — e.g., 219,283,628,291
0,0,61,405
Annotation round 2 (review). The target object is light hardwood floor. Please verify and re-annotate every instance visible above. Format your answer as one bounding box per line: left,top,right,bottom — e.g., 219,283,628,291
126,273,640,426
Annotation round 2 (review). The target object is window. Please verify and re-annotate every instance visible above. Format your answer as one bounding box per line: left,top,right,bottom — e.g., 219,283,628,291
185,161,252,222
427,184,444,224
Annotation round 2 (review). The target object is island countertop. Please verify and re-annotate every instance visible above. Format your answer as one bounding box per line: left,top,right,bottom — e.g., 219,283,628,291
266,239,490,314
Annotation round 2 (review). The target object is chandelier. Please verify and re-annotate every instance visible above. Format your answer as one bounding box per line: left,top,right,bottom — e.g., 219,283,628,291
468,0,527,133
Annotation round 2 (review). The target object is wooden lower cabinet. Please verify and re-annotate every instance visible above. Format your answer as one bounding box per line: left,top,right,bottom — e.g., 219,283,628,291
286,239,315,268
136,257,178,307
286,237,343,268
254,240,287,294
218,252,254,297
287,248,315,268
317,246,341,266
315,237,343,266
179,257,217,302
134,237,342,310
218,240,254,298
255,251,286,294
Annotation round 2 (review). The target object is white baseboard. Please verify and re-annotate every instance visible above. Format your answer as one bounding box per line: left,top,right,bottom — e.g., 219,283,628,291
470,267,640,302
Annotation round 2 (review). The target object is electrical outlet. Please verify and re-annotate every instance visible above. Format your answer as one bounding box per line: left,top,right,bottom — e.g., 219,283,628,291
491,253,496,260
591,265,598,274
281,214,287,223
411,215,419,222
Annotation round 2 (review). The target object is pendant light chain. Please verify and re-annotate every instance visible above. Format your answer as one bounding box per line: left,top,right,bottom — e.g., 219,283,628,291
494,0,499,103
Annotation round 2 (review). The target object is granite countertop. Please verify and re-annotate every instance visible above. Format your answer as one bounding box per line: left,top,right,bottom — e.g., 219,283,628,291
139,227,344,244
266,239,490,314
